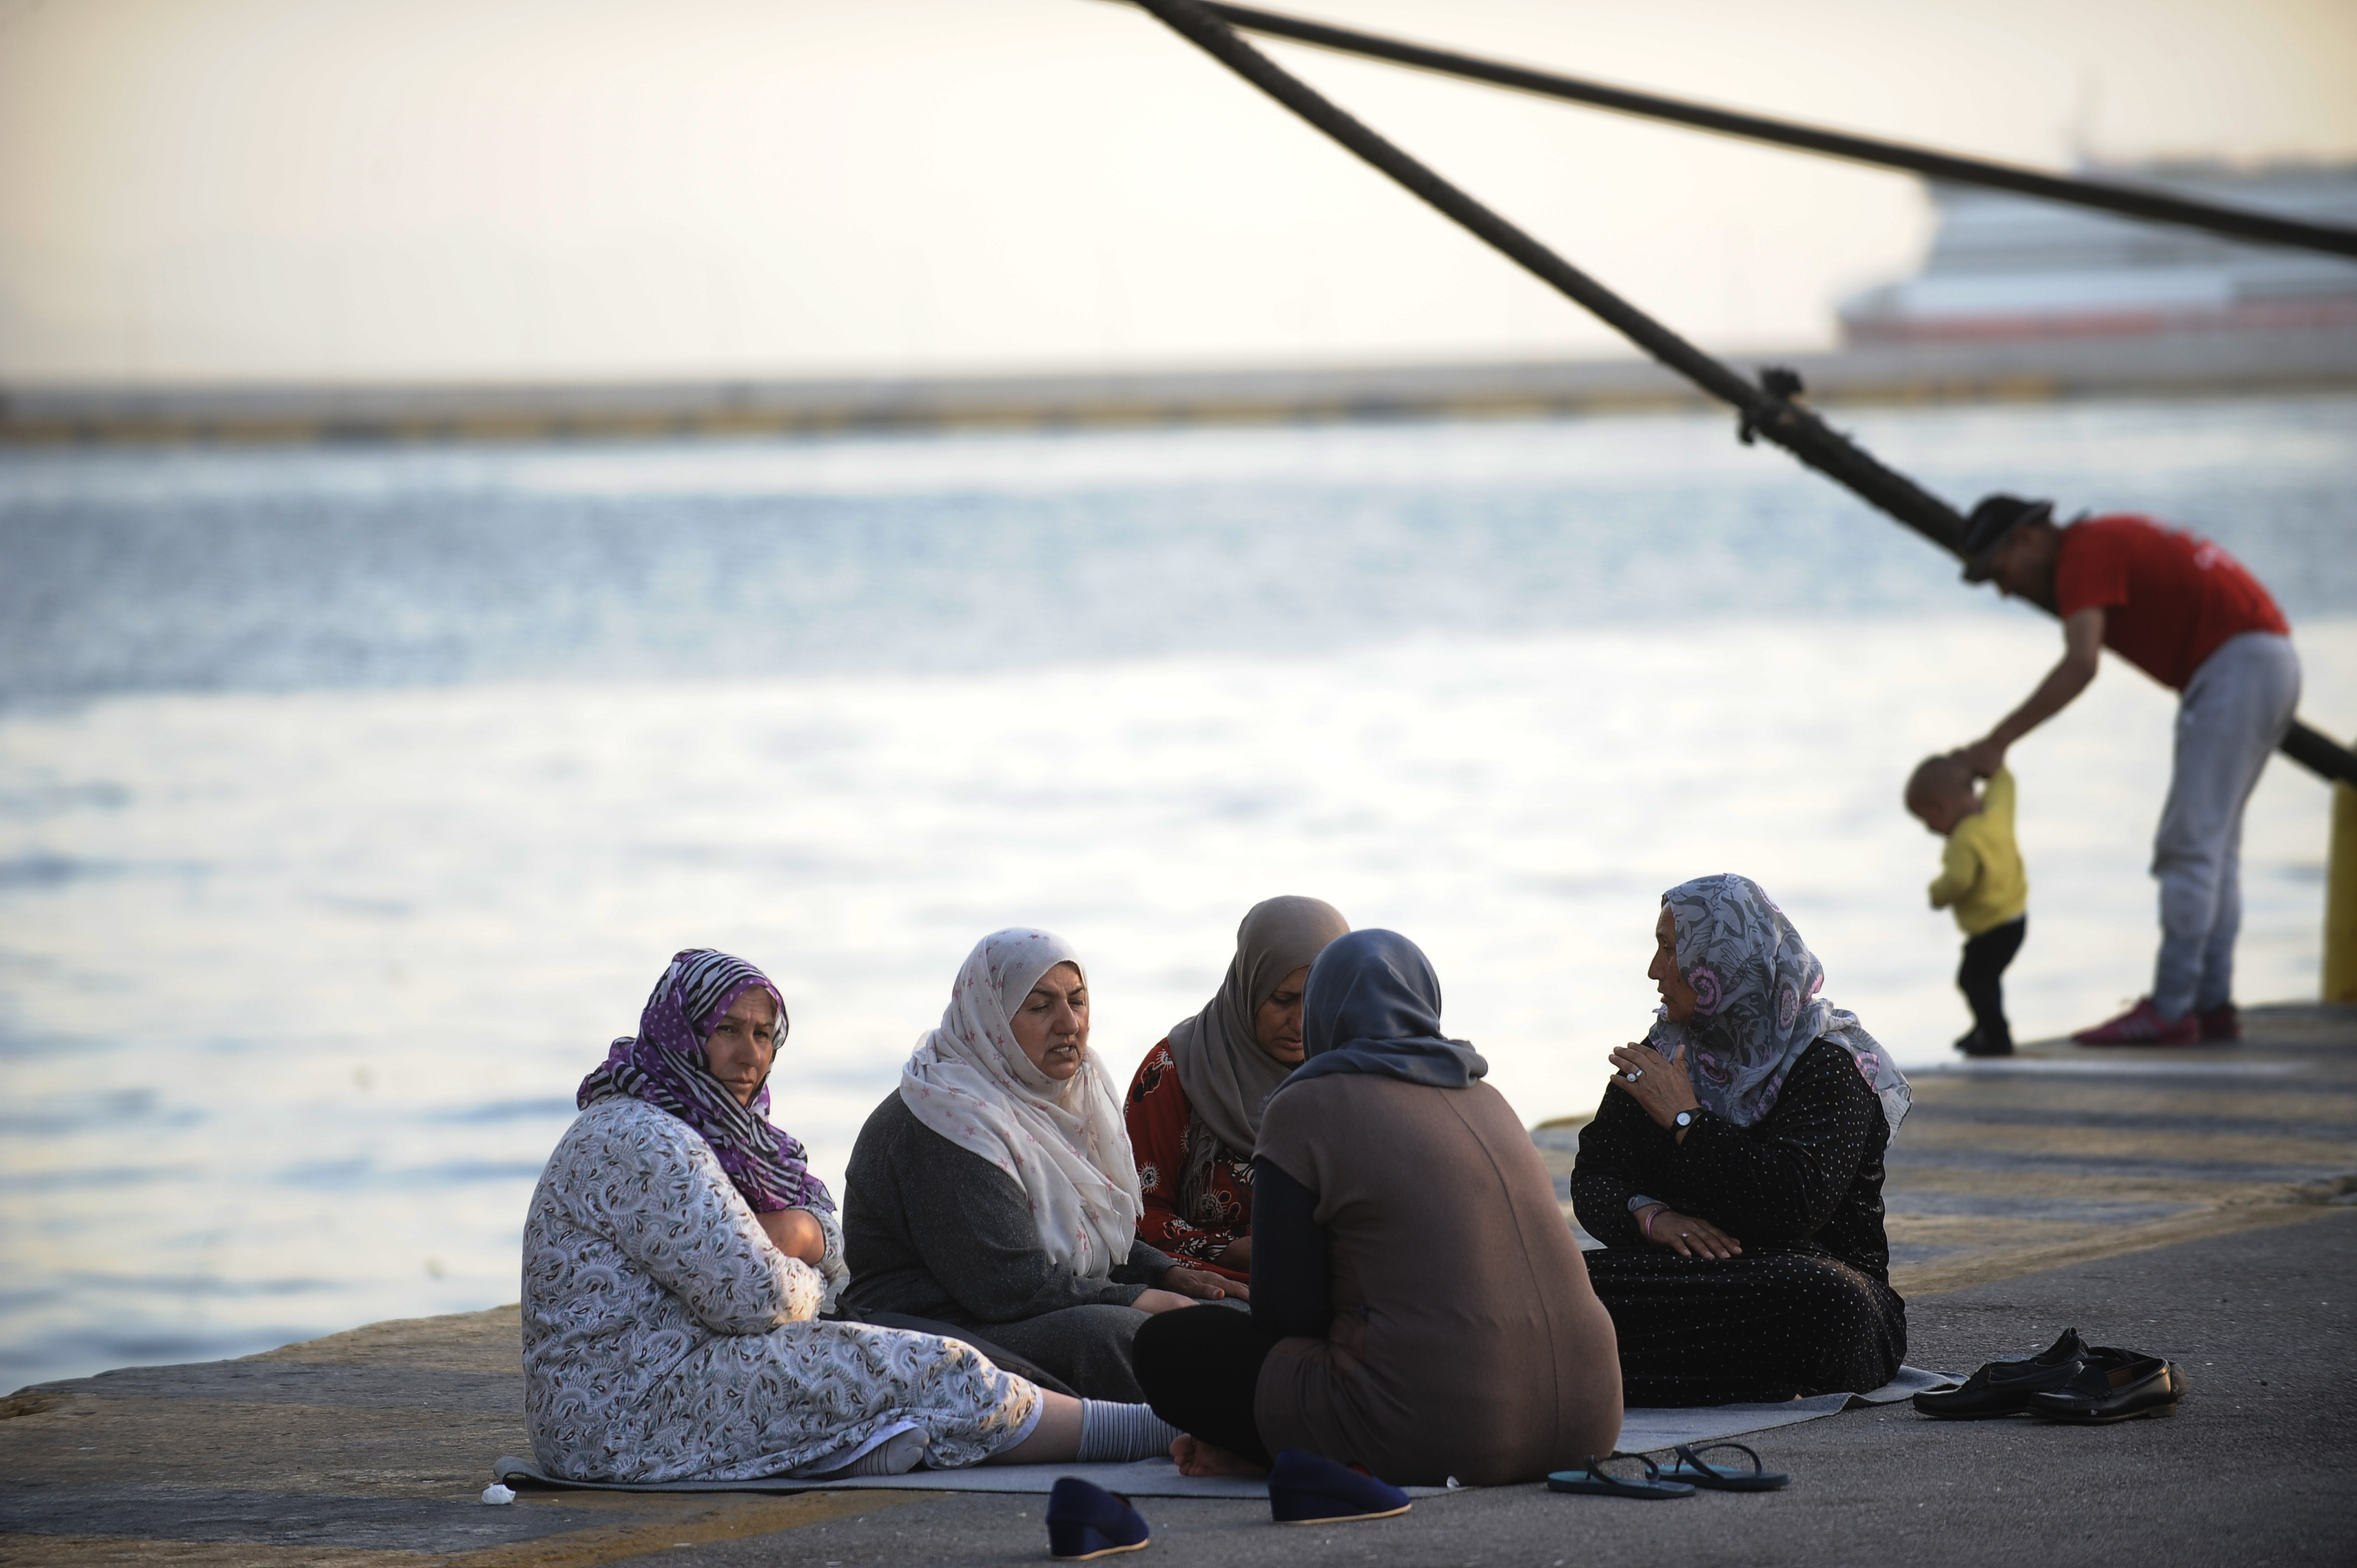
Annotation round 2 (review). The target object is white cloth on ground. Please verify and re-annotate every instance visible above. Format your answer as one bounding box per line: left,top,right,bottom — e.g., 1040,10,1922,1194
490,1364,1959,1499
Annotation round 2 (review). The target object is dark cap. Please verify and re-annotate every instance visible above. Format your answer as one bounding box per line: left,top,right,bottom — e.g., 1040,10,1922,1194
1959,493,2055,582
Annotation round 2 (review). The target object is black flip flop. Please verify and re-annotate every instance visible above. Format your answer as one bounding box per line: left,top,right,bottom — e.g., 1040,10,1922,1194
1546,1453,1695,1499
1654,1442,1789,1491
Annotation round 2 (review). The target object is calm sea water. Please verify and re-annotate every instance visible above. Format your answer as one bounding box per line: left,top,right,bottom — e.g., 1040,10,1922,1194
2,393,2352,1391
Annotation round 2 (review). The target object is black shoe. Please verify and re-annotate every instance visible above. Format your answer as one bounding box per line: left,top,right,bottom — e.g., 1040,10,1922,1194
1955,1031,2015,1058
1913,1328,2090,1418
2027,1350,2186,1425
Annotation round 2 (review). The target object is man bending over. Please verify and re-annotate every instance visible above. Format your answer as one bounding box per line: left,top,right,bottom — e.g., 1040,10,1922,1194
1954,495,2298,1045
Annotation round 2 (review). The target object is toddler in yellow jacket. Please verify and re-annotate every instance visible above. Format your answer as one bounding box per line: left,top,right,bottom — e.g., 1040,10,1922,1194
1907,755,2028,1056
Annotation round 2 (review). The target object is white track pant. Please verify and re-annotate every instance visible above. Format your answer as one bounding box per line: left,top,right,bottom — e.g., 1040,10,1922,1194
2150,631,2301,1019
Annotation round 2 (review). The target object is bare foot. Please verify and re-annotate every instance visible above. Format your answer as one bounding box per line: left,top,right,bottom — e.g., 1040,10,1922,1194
1170,1435,1268,1478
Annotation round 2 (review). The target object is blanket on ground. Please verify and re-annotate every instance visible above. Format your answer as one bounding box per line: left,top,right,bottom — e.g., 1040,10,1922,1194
492,1366,1954,1498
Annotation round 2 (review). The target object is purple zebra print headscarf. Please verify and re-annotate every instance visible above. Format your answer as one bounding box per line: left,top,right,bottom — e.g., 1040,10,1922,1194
577,948,833,1213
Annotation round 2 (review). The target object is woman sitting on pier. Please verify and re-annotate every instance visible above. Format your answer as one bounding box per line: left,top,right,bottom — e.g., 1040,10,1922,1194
841,929,1238,1401
522,948,1175,1482
1572,875,1912,1404
1133,929,1624,1485
1125,896,1351,1283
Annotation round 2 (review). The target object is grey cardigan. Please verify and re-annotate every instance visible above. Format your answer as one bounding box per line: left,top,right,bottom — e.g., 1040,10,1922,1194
841,1093,1174,1325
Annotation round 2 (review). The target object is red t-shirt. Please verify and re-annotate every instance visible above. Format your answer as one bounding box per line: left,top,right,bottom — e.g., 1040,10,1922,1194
2052,514,2288,690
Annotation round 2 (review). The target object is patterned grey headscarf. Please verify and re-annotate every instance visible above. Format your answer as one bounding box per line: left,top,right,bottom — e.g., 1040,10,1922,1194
1645,874,1910,1136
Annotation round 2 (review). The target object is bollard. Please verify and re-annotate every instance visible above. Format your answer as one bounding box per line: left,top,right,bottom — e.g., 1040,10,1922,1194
2330,735,2357,1004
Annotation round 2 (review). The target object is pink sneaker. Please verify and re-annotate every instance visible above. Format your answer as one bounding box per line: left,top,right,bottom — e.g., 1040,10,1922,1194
2072,998,2199,1046
2197,1003,2240,1042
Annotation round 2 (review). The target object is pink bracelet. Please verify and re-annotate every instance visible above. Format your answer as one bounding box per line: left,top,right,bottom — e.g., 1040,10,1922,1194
1639,1205,1662,1242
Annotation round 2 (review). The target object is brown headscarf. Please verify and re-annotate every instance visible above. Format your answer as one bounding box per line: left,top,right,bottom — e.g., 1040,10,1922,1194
1165,896,1350,1208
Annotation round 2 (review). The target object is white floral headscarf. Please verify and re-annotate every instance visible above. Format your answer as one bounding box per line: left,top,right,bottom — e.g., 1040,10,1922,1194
1645,874,1910,1136
899,929,1145,1280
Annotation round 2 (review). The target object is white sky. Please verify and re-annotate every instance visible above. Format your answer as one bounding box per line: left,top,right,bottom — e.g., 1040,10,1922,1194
3,0,2353,384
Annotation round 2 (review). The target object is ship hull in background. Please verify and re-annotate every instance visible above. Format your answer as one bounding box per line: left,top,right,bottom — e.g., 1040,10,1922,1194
1840,162,2357,348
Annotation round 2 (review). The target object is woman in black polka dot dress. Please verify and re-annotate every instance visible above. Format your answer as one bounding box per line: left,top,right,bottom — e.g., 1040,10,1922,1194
1571,874,1913,1406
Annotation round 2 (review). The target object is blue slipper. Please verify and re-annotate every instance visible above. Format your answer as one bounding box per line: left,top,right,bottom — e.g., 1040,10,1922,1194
1046,1476,1150,1560
1268,1448,1413,1525
1546,1453,1695,1499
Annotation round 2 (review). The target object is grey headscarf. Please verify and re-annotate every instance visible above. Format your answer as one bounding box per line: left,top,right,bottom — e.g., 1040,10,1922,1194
1645,874,1911,1136
1165,896,1349,1208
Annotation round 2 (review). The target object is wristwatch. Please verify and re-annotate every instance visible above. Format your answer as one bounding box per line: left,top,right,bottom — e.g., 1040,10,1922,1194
1672,1108,1699,1130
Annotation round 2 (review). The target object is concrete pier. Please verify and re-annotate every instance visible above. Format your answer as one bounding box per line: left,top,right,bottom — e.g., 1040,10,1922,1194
5,1003,2352,1566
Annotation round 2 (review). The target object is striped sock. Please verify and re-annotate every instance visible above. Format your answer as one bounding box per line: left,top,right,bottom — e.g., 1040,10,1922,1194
1076,1400,1183,1463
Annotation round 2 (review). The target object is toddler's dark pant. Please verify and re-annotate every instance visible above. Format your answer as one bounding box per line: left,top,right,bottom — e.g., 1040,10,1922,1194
1958,914,2027,1048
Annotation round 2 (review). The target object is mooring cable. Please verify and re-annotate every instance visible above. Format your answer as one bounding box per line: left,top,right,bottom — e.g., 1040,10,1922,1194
1123,0,2355,785
1167,1,2357,262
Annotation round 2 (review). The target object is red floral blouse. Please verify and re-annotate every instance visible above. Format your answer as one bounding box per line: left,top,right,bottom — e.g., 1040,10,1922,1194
1123,1040,1254,1282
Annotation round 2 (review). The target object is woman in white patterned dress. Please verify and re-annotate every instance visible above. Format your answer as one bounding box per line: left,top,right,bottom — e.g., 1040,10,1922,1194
522,948,1176,1481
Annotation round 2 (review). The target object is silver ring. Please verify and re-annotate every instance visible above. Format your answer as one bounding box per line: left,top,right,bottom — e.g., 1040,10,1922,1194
1625,1067,1644,1080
